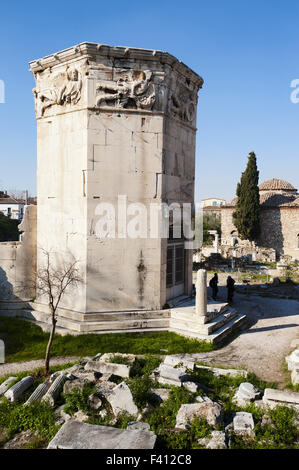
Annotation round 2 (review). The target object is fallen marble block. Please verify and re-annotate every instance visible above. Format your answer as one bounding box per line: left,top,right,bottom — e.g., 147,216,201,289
47,421,156,449
73,372,98,383
106,382,138,417
157,364,189,387
183,381,198,393
163,356,195,370
176,402,223,428
0,377,17,395
63,378,88,394
127,421,150,431
195,365,248,378
198,430,227,449
4,376,34,402
263,388,299,410
84,361,131,378
233,382,260,406
99,353,136,365
96,381,117,399
233,412,255,436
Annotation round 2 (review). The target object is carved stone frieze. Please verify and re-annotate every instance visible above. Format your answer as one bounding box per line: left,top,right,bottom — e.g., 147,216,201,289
95,69,156,110
33,66,82,117
168,83,197,123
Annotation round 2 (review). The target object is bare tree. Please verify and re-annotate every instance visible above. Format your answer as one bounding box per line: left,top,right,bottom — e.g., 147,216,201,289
36,249,82,375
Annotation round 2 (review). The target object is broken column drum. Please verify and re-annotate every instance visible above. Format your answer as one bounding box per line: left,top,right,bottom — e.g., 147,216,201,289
30,43,203,323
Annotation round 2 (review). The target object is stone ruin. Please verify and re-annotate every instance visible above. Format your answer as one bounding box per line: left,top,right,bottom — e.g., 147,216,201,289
1,352,299,449
0,43,246,343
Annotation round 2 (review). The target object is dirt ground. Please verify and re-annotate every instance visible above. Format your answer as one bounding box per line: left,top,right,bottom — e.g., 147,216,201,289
183,286,299,386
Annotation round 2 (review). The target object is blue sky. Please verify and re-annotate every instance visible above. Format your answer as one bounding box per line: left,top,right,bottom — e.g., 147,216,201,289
0,0,299,202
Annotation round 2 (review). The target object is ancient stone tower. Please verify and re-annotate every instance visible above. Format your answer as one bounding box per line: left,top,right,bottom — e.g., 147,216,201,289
29,43,203,331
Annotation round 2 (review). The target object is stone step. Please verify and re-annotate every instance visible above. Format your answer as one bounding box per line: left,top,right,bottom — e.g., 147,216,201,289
198,308,238,335
170,313,247,344
169,316,203,333
170,302,229,325
6,309,169,333
169,306,237,334
56,316,170,333
27,302,171,321
207,314,248,344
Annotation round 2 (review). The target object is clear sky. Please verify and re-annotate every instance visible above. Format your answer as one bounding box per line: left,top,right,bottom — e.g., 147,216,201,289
0,0,299,202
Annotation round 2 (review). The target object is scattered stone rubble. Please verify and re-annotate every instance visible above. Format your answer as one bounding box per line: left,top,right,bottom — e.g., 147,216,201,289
233,412,255,437
106,381,138,417
198,431,227,449
263,388,299,411
176,402,223,428
1,352,299,449
233,382,261,407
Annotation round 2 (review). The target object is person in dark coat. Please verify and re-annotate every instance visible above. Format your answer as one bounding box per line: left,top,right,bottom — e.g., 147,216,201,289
226,275,235,304
209,273,218,301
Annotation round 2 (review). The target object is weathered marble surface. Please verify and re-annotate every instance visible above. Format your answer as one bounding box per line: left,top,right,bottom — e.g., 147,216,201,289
47,421,156,449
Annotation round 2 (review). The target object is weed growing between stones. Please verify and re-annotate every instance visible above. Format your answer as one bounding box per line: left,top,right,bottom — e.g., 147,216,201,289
63,383,97,415
230,405,298,449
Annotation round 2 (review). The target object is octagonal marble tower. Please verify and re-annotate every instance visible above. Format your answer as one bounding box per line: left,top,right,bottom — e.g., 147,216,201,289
29,43,203,332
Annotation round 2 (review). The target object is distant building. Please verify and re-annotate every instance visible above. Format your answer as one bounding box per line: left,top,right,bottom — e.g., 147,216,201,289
221,178,299,260
201,198,226,219
0,194,25,220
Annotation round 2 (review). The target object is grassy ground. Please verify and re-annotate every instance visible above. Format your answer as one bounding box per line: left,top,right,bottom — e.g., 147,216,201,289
0,317,216,363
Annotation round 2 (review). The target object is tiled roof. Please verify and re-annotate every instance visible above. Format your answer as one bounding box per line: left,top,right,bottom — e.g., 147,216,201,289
259,178,297,191
226,192,299,208
0,197,22,204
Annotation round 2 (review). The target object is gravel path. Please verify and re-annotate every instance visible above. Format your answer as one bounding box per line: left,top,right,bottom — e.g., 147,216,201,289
177,289,299,386
0,356,80,377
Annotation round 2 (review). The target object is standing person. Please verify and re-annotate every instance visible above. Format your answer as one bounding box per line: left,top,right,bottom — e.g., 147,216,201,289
226,275,235,304
209,273,218,301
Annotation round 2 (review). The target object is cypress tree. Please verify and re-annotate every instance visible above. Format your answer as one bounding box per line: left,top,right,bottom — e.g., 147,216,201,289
233,152,260,241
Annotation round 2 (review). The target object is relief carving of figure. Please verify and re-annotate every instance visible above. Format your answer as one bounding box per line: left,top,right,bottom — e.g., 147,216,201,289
96,70,155,110
168,86,197,123
33,66,82,116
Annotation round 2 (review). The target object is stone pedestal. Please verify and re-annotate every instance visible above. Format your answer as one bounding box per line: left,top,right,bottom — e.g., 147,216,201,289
195,269,207,322
29,43,203,320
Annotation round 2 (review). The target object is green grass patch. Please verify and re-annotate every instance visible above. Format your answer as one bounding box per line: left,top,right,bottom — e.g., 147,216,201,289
230,405,299,449
0,317,216,363
63,382,97,415
109,354,132,365
0,400,59,442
